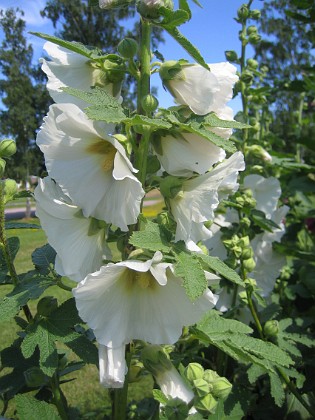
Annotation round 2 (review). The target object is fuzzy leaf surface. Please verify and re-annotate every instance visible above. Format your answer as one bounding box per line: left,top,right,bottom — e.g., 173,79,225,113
129,219,172,253
174,245,207,300
15,394,61,420
196,254,244,286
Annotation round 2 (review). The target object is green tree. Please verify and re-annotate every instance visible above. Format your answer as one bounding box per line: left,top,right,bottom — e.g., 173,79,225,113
254,0,315,157
0,8,51,181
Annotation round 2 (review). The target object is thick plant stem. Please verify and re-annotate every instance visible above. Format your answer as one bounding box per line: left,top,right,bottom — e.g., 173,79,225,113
51,373,68,420
137,18,151,115
0,183,32,322
112,348,132,420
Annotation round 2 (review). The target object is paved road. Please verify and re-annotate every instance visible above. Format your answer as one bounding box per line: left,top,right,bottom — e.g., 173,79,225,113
5,207,36,220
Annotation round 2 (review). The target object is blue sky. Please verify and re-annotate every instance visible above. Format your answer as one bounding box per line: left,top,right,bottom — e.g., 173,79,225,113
0,0,263,111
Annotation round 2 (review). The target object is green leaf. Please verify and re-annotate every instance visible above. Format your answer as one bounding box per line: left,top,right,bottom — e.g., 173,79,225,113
196,254,244,286
152,389,169,404
123,114,172,130
173,245,207,300
65,335,98,365
179,0,192,19
129,219,172,253
15,394,61,420
195,311,293,373
161,26,209,70
200,113,250,129
21,299,81,376
63,86,126,123
22,322,58,377
250,209,280,232
178,121,237,153
30,32,96,59
32,244,56,272
268,371,285,407
0,275,54,322
159,7,190,27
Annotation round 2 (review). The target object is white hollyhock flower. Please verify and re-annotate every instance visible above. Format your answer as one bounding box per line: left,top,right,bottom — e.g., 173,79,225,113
34,177,111,282
73,251,218,348
41,42,120,107
160,61,238,115
98,344,126,388
155,132,226,177
36,103,144,231
170,152,245,245
243,175,281,219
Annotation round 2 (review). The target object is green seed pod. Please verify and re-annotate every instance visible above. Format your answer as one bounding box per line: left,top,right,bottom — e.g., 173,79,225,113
194,393,218,415
225,50,239,63
141,94,159,113
243,257,256,272
203,369,220,383
184,362,204,383
211,377,232,400
37,296,58,317
241,247,254,260
264,320,279,337
117,37,138,58
0,139,17,158
193,378,211,397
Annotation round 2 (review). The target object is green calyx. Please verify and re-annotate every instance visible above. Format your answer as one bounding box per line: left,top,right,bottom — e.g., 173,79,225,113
141,345,173,377
159,176,184,199
159,60,185,83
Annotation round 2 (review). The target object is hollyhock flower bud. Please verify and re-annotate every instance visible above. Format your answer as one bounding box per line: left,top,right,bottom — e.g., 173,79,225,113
184,363,204,382
141,94,159,113
99,0,133,9
117,37,138,58
211,377,232,400
263,320,279,338
225,50,239,63
0,139,16,158
142,345,194,404
137,0,174,19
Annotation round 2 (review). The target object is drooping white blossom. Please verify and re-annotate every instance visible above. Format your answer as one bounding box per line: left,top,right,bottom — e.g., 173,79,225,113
160,61,238,115
34,177,111,282
169,152,245,246
155,132,226,177
73,251,218,348
41,42,120,107
36,103,145,231
98,344,126,388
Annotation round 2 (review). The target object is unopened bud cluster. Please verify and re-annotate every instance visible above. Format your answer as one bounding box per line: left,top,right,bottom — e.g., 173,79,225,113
184,363,232,415
0,139,16,177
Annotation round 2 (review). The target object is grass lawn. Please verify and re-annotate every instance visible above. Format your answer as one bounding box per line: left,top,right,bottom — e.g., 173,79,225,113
0,218,155,418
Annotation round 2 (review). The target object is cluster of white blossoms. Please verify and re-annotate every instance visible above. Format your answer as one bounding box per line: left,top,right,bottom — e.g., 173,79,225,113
205,175,289,320
35,40,244,389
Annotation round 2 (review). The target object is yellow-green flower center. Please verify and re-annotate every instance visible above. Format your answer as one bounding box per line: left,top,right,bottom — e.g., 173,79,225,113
125,270,157,291
87,140,116,171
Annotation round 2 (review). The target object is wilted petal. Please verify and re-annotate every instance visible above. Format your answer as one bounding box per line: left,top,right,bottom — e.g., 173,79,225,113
98,344,126,388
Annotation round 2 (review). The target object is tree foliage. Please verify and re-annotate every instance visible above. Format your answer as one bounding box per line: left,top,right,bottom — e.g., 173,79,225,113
0,8,50,180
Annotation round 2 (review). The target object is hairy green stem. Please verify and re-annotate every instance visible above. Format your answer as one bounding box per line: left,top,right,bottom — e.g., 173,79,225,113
137,18,151,116
51,373,68,420
0,183,33,322
112,347,132,420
